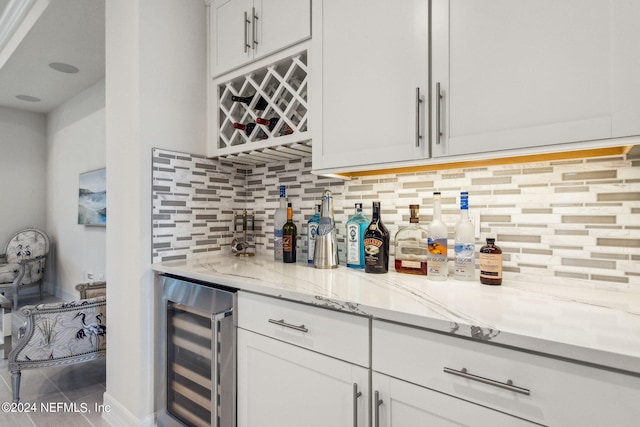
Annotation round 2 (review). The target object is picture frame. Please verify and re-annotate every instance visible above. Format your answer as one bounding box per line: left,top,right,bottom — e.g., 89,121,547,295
78,168,106,226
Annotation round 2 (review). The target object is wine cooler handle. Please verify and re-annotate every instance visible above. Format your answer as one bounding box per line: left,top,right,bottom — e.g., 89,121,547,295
268,318,309,333
211,312,224,426
353,383,362,427
443,367,531,395
244,11,250,53
374,390,383,427
435,82,443,144
415,87,423,147
252,7,259,49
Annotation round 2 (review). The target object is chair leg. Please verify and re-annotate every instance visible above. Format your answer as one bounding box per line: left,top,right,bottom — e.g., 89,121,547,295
13,293,17,309
11,370,21,403
39,283,43,301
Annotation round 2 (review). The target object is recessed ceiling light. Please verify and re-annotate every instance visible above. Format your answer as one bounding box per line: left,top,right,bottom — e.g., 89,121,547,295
49,62,79,73
16,94,41,102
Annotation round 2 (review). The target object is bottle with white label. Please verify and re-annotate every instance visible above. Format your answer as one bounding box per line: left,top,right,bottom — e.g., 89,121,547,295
307,204,321,264
346,203,369,269
427,192,448,280
394,204,429,275
479,238,502,285
273,185,287,260
454,191,475,280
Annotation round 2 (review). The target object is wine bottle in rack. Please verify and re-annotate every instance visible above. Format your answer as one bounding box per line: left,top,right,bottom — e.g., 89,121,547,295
231,94,269,111
233,122,256,136
256,117,279,131
233,122,266,139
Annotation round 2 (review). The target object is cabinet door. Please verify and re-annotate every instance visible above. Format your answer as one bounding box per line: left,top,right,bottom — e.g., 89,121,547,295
372,372,536,427
432,0,640,157
312,0,430,172
255,0,311,62
237,329,370,427
210,0,253,77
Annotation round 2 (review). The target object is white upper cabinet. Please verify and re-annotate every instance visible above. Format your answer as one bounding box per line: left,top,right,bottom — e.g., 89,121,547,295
432,0,640,158
312,0,430,172
209,0,311,78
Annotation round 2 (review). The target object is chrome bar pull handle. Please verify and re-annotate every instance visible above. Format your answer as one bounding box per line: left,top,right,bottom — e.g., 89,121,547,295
268,318,308,333
352,383,362,427
443,367,530,396
415,87,423,147
374,390,383,427
252,7,259,49
243,11,250,53
435,82,443,144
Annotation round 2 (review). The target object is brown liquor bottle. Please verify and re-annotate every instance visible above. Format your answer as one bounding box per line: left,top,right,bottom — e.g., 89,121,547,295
364,201,390,274
479,238,502,285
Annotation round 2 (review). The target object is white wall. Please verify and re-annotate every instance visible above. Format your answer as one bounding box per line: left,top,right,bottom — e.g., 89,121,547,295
46,79,106,300
0,107,47,248
104,0,207,425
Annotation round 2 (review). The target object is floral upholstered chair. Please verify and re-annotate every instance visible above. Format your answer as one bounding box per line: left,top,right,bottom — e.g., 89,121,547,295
8,281,106,403
0,228,50,308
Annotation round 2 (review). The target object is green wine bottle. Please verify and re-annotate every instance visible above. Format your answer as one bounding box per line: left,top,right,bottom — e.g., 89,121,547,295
283,203,297,263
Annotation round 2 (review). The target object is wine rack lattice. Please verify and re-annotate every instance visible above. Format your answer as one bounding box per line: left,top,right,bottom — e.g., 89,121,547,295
215,51,309,164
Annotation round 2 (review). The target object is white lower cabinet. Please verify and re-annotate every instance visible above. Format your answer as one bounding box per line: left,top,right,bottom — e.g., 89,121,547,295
373,319,640,427
236,291,370,427
372,372,535,427
236,292,640,427
237,329,369,427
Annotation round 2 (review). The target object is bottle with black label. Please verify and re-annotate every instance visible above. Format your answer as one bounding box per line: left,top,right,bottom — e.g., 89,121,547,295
364,201,389,274
283,203,297,263
479,238,502,285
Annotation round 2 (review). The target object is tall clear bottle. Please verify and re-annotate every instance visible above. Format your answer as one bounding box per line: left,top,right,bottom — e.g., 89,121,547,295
273,185,287,260
394,204,429,275
345,203,369,269
427,192,448,280
364,201,390,274
454,191,476,280
307,204,321,264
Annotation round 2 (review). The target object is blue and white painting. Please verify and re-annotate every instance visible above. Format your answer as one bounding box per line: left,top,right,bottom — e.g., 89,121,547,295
78,168,106,226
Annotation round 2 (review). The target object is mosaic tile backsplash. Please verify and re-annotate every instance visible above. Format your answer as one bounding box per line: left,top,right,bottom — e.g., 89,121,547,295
153,148,640,292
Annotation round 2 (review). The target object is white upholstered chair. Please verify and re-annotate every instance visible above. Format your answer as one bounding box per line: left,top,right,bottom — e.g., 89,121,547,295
8,281,106,403
0,228,50,308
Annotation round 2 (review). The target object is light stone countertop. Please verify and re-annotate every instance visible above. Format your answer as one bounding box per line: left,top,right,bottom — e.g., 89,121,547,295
152,253,640,376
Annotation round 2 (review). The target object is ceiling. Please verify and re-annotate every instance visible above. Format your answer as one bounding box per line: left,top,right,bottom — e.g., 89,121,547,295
0,0,105,114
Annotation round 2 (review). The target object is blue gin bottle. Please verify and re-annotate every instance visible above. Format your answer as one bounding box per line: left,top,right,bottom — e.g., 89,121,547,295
345,203,369,269
307,204,321,264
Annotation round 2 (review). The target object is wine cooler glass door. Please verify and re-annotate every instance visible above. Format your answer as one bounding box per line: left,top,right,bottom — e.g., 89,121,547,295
166,301,235,427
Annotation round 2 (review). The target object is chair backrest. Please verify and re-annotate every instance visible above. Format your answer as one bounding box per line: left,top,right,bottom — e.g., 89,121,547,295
4,228,50,262
4,228,50,284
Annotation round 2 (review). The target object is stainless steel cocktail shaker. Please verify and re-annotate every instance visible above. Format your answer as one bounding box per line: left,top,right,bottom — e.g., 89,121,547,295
313,190,339,269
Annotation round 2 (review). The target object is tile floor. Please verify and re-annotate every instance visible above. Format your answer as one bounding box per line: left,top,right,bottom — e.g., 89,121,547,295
0,292,109,426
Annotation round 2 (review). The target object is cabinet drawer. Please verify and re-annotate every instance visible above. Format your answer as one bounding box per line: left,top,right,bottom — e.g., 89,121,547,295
373,320,640,427
238,292,369,367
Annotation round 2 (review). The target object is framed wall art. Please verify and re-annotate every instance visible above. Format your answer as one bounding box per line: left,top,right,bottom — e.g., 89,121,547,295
78,168,106,226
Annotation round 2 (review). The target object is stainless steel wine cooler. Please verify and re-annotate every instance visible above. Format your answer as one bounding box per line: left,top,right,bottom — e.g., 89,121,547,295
159,275,236,427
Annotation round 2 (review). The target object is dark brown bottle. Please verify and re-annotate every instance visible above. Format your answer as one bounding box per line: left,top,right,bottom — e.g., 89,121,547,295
233,122,257,136
283,203,297,263
256,117,279,131
479,238,502,285
364,201,390,274
231,94,269,111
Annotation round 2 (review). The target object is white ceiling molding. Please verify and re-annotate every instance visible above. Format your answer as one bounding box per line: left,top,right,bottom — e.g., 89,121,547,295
0,0,50,70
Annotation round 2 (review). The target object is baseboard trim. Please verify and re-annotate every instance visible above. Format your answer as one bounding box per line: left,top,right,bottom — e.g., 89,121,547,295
101,392,156,427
